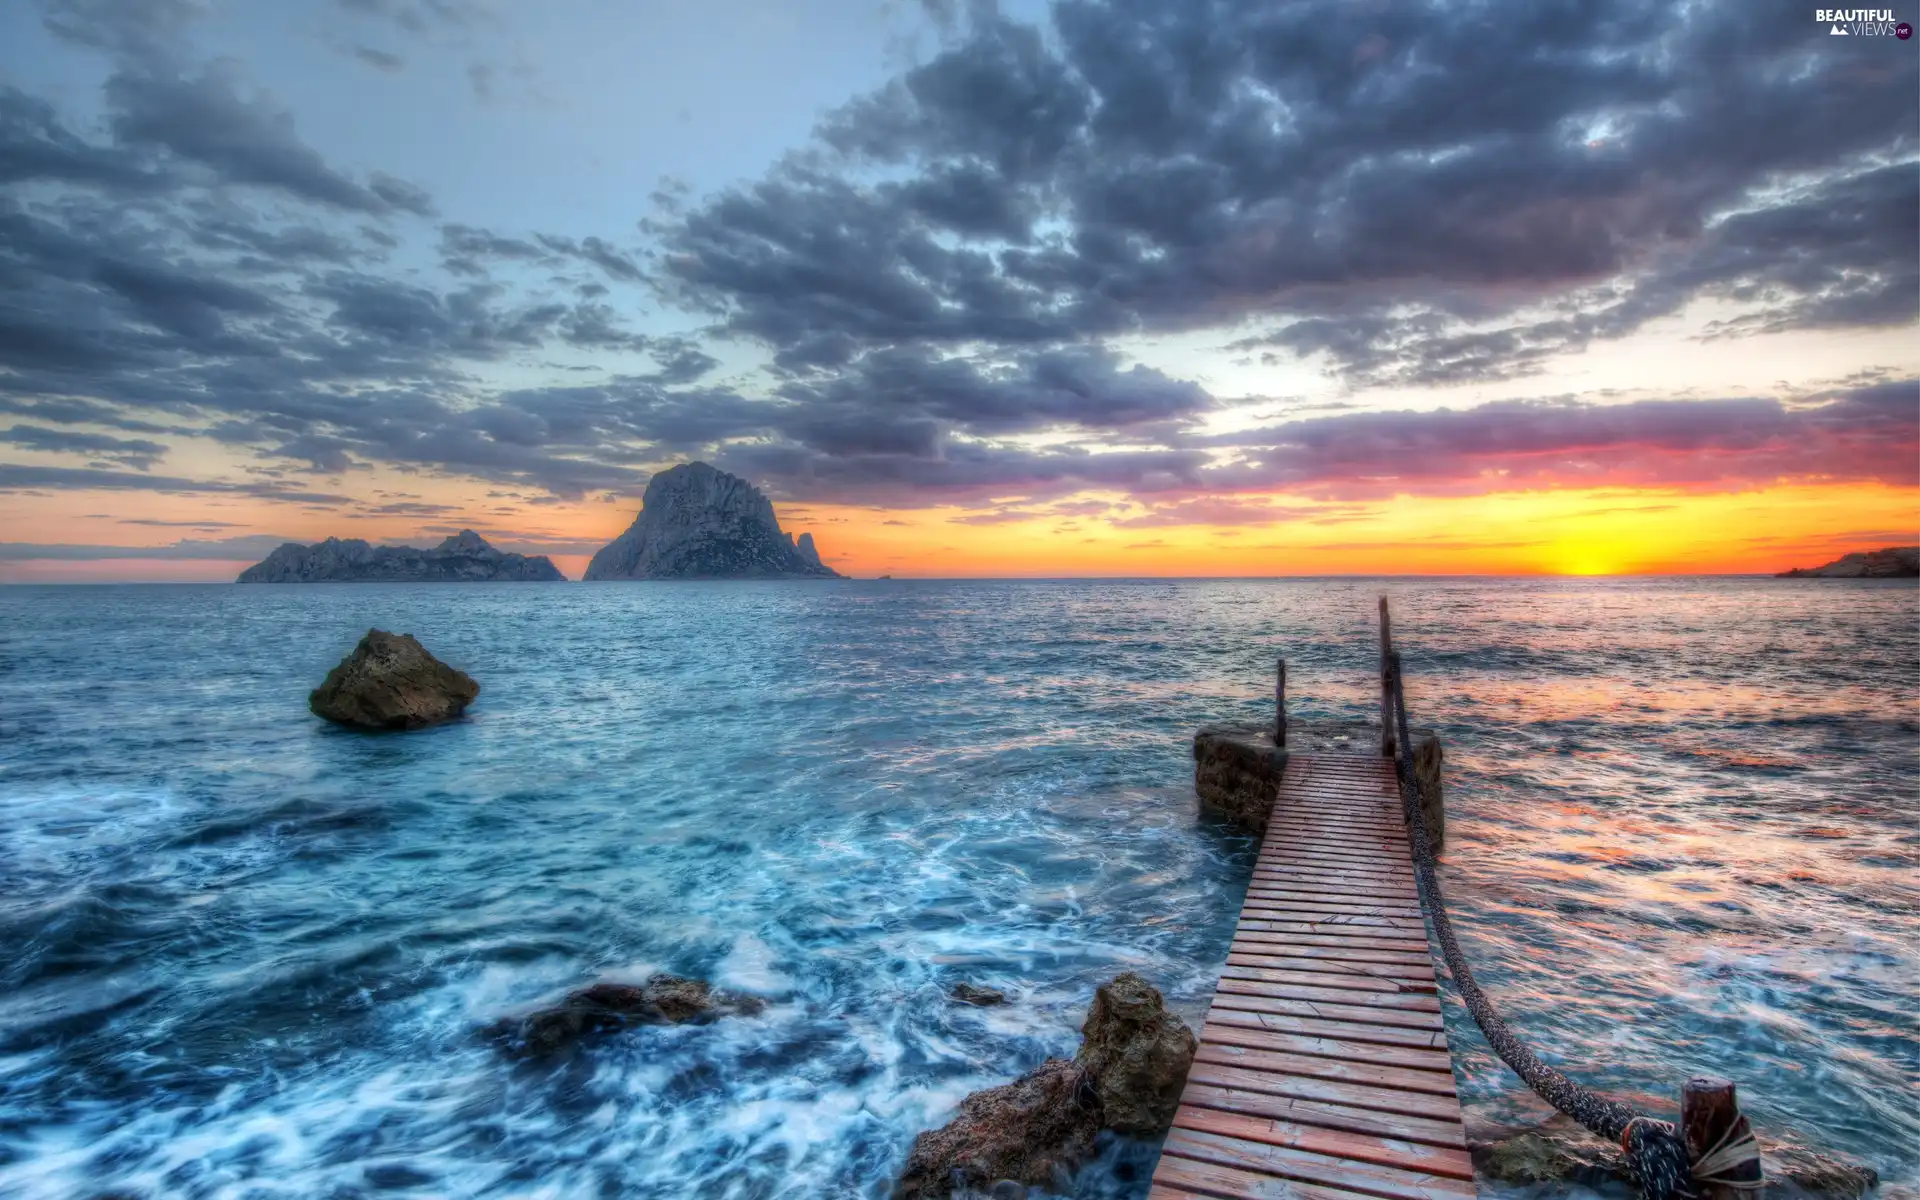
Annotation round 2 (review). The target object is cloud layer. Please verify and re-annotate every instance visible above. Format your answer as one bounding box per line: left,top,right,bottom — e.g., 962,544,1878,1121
0,0,1914,526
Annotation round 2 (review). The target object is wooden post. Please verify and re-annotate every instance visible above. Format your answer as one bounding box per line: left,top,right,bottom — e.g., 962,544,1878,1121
1378,595,1395,757
1275,657,1287,748
1681,1076,1760,1200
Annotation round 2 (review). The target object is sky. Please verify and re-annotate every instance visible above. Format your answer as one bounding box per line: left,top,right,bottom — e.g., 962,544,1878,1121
0,0,1915,581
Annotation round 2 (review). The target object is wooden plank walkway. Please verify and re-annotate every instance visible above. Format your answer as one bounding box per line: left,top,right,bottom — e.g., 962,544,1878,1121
1151,752,1474,1200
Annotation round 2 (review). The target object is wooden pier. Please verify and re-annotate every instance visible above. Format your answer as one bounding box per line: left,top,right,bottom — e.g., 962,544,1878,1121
1152,599,1771,1200
1154,620,1475,1200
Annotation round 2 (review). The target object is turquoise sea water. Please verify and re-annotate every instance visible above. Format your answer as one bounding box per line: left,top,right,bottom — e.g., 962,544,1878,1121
0,578,1914,1198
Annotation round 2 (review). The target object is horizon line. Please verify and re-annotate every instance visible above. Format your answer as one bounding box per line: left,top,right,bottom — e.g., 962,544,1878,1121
4,571,1905,586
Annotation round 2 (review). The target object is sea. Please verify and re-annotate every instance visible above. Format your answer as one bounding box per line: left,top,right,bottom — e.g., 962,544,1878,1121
0,577,1914,1199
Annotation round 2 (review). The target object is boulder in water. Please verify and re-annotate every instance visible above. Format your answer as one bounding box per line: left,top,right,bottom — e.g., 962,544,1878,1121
950,982,1008,1007
309,630,479,730
486,974,766,1058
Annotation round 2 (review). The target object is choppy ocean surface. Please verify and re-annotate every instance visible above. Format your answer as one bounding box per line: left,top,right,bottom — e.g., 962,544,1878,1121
0,578,1915,1200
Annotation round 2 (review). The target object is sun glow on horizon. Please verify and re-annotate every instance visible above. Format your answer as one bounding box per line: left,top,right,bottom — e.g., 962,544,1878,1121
1,471,1914,583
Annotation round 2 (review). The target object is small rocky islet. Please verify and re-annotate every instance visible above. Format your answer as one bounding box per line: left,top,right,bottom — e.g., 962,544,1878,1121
239,529,565,582
584,460,844,580
235,461,844,584
1774,545,1919,577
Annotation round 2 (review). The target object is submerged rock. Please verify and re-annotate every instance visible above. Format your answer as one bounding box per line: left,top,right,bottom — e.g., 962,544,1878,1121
309,630,479,730
1467,1112,1881,1200
486,974,765,1058
1074,972,1197,1135
895,973,1195,1198
584,461,843,580
950,983,1008,1007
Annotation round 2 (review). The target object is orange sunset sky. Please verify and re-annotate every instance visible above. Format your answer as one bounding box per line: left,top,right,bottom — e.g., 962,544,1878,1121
1,1,1915,582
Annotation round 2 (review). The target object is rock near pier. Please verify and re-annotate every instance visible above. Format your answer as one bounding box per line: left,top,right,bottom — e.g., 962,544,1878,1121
1195,718,1444,850
894,972,1196,1199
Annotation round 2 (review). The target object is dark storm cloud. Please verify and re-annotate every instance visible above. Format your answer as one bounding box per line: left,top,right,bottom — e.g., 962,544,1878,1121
440,225,647,285
714,438,1209,507
0,533,295,560
0,424,168,469
1200,379,1920,500
186,209,360,265
664,0,1917,383
334,0,489,34
645,339,719,385
41,0,202,59
0,202,731,498
350,45,405,71
104,64,435,216
0,85,165,191
6,0,1915,517
775,344,1212,437
0,464,352,503
0,397,177,434
1110,499,1370,528
2,0,706,503
439,223,551,275
1244,163,1920,387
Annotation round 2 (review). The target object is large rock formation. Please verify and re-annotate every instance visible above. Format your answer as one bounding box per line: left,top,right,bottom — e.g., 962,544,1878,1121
484,975,766,1059
1074,971,1197,1134
238,531,564,583
1775,546,1919,577
309,630,480,729
583,462,843,580
894,973,1196,1199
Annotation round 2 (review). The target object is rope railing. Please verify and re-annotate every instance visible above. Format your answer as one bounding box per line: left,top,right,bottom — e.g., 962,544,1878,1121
1378,602,1764,1200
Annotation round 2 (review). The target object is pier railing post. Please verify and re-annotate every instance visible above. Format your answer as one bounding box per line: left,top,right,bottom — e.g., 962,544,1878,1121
1378,595,1395,757
1682,1076,1761,1200
1275,657,1287,748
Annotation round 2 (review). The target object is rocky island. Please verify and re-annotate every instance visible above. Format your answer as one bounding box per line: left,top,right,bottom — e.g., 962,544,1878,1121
1774,546,1919,577
237,531,564,583
584,462,844,580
